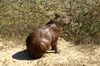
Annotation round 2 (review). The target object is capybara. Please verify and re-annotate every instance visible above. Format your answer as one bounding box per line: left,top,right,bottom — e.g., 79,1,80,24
26,14,72,58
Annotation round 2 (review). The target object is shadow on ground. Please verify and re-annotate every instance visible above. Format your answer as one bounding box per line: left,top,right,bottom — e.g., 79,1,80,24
12,50,40,60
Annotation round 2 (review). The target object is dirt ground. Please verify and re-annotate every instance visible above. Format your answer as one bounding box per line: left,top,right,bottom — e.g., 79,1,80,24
0,37,100,66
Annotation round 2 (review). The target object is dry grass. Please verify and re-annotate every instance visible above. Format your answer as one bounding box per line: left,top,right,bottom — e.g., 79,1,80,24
0,0,100,44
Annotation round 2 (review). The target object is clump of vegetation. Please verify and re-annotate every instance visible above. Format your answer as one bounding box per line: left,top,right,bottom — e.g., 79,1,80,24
62,0,100,44
0,0,100,44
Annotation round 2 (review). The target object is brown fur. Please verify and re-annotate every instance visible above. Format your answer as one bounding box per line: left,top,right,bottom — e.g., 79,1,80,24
26,14,72,58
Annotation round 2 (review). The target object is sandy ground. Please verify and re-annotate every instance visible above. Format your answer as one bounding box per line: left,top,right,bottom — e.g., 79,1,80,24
0,37,100,66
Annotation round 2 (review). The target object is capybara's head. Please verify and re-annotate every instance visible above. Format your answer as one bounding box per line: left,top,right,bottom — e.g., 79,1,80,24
53,14,73,26
46,14,73,26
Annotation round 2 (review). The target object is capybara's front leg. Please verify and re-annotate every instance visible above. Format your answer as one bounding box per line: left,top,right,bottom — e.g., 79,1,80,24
52,41,60,53
51,46,55,50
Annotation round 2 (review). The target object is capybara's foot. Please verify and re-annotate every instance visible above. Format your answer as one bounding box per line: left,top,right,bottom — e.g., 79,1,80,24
55,51,61,53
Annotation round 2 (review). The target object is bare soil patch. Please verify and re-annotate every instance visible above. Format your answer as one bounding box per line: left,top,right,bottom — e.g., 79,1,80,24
0,38,100,66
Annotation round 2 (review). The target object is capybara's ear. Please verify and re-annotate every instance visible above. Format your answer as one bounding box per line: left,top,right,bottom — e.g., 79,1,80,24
55,14,60,19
